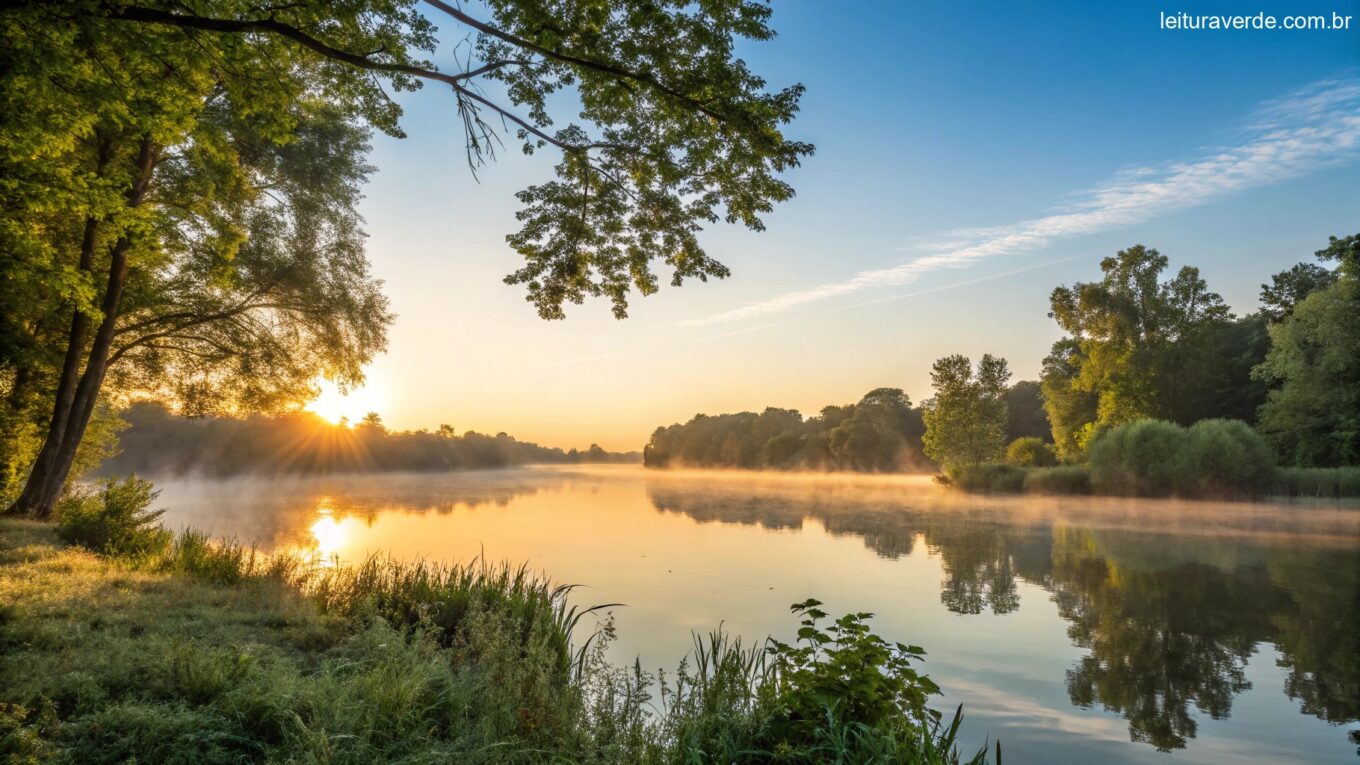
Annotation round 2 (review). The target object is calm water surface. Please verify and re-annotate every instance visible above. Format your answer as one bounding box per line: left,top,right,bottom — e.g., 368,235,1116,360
155,465,1360,764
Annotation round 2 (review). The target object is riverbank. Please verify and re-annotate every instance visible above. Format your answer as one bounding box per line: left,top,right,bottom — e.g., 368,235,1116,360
0,516,991,764
944,463,1360,500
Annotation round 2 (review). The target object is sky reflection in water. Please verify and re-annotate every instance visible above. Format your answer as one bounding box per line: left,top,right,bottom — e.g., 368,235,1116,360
155,466,1360,764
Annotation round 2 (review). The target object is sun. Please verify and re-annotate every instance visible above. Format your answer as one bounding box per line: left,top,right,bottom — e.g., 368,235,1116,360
305,376,386,426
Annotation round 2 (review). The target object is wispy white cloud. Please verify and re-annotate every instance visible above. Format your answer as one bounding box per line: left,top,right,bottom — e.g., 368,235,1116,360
541,253,1088,370
682,74,1360,327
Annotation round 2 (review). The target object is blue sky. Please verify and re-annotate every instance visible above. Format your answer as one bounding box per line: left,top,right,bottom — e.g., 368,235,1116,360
339,0,1359,450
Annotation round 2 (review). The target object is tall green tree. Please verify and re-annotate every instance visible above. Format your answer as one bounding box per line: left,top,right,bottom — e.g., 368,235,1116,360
828,388,925,471
1254,235,1360,467
1044,245,1234,451
1,12,396,513
1039,338,1099,461
1,0,810,515
921,354,1010,471
1004,380,1051,443
1260,262,1338,323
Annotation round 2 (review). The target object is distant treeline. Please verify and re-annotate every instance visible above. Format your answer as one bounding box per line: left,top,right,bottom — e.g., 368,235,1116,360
645,235,1360,489
642,384,1050,472
99,402,639,478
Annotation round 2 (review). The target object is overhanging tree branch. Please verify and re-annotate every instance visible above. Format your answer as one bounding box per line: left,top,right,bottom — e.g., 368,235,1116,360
421,0,730,125
109,5,581,151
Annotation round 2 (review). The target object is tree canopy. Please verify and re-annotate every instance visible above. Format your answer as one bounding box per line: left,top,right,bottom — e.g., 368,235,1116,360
643,388,929,472
1041,245,1274,456
921,354,1010,472
1254,235,1360,467
100,401,638,476
1048,245,1230,428
81,0,812,319
1,0,811,514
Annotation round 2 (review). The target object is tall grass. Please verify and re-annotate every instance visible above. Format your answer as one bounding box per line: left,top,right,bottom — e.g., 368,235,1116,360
944,464,1027,494
1022,465,1091,495
1270,466,1360,499
945,463,1090,495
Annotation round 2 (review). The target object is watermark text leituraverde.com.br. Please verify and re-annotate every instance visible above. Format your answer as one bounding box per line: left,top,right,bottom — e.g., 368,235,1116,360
1161,11,1352,30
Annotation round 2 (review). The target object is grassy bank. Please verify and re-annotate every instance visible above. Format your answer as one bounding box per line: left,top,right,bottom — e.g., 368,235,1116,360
0,512,994,764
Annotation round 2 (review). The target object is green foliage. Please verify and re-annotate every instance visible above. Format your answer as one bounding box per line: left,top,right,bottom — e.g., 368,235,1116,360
1,400,124,509
308,556,588,675
1315,233,1360,277
1254,241,1360,467
1005,437,1057,467
55,476,169,556
644,388,928,472
1087,420,1193,497
1040,338,1100,462
1261,262,1337,322
0,699,58,765
941,463,1092,495
1184,419,1276,497
1269,467,1360,499
766,600,941,742
1,522,994,764
945,464,1027,494
163,531,267,585
1022,466,1091,495
1005,380,1052,442
0,2,399,411
475,0,815,318
1087,419,1276,498
2,0,808,514
922,355,1010,471
1043,245,1268,451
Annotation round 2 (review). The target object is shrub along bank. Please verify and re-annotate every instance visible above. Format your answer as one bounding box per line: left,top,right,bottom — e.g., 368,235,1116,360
947,419,1359,500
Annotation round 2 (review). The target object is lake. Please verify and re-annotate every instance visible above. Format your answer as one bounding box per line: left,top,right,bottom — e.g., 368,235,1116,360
154,465,1360,764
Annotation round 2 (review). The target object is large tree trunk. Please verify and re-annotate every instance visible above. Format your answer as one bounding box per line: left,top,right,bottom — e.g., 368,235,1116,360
9,217,100,514
9,138,155,518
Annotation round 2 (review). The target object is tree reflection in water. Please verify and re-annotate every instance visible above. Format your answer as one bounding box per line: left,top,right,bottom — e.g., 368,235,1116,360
646,483,1360,752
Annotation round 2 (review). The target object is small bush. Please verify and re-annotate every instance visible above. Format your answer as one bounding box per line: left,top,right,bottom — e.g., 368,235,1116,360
1087,420,1193,497
649,600,989,763
1023,466,1091,495
1185,419,1276,497
1005,438,1057,467
946,464,1026,494
766,600,939,741
56,477,169,556
1270,466,1360,499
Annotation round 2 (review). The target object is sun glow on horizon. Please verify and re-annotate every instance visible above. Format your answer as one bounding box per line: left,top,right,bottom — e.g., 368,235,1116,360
305,376,386,426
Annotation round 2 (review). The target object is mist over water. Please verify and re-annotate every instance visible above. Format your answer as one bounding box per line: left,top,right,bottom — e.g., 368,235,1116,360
154,465,1360,764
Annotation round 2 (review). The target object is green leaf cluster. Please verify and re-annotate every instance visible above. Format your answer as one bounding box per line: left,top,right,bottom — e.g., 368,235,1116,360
921,354,1010,471
764,599,943,752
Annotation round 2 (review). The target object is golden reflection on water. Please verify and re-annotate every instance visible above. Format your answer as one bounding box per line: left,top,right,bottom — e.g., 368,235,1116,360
307,515,345,566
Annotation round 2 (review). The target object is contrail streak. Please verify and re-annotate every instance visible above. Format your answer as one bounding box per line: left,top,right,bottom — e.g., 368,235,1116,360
682,74,1360,327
